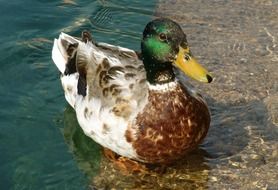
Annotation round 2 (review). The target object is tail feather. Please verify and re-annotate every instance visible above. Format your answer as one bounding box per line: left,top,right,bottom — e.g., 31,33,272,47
52,38,66,73
52,33,83,108
52,33,80,73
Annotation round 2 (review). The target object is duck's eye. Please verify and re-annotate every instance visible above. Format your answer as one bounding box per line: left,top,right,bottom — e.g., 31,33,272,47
184,54,190,61
159,33,167,41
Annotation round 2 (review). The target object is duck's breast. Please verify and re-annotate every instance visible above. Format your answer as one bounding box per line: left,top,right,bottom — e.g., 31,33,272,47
126,82,210,163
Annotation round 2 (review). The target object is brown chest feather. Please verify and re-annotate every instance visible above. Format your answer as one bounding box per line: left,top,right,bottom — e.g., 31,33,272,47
129,85,210,164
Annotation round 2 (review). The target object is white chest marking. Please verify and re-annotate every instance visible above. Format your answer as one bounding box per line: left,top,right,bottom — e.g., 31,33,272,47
148,80,178,92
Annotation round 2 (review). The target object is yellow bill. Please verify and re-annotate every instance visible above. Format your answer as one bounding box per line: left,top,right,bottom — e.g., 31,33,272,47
174,46,213,83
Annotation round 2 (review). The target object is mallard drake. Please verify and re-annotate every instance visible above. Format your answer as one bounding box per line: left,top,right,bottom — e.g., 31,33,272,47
52,18,212,164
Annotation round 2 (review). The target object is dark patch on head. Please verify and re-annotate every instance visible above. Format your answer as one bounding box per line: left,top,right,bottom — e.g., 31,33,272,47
141,18,189,84
142,18,186,43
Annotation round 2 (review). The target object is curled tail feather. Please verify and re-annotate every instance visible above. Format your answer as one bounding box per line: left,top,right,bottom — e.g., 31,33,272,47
52,33,82,108
52,33,80,74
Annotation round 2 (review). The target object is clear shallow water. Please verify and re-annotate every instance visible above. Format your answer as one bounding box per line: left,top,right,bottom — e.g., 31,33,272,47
0,0,156,189
1,0,278,189
155,0,278,189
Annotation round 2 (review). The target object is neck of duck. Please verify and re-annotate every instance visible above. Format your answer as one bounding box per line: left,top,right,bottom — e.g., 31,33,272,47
143,57,175,85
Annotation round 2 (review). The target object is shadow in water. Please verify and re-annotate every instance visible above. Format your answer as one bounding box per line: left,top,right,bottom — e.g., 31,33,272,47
204,96,276,164
62,107,102,179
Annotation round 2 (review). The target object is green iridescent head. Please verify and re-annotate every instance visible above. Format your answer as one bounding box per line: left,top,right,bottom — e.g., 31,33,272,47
141,18,212,84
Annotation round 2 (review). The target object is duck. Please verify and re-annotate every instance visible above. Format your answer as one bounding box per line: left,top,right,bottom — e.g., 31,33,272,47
52,18,213,165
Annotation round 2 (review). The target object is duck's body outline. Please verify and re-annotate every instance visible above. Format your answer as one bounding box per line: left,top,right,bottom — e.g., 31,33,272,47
52,18,212,164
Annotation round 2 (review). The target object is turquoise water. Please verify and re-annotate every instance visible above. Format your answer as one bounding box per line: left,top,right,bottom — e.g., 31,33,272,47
0,0,156,189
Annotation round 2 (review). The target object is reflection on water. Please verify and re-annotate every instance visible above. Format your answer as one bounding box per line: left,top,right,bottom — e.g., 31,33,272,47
63,106,101,179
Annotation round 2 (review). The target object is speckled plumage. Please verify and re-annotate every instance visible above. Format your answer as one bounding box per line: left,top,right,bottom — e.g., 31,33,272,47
131,82,210,163
52,19,212,164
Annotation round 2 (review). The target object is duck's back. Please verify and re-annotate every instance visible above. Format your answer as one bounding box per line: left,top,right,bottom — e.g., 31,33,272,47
52,32,150,160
